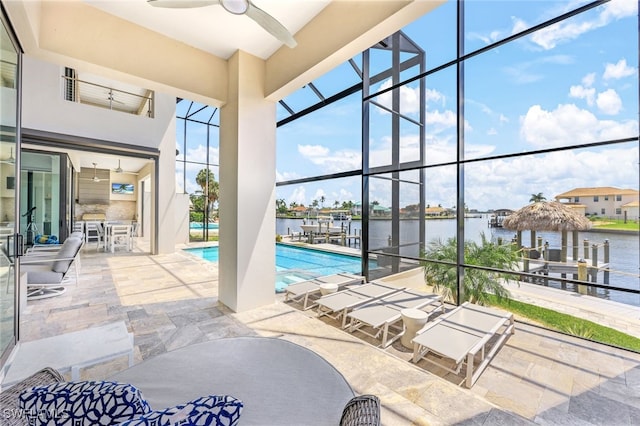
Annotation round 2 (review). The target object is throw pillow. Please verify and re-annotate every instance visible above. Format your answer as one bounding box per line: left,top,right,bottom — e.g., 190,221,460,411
118,395,243,426
19,380,151,425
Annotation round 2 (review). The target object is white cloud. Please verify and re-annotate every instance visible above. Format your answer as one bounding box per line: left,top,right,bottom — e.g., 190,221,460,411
596,89,622,115
487,128,497,136
603,59,637,80
499,114,509,124
530,0,636,50
425,88,446,105
375,79,421,115
426,109,457,129
601,0,638,21
298,144,330,157
569,84,596,106
520,103,637,148
295,143,362,173
464,145,639,211
582,72,596,87
289,186,306,206
312,189,327,204
275,170,301,182
511,17,528,35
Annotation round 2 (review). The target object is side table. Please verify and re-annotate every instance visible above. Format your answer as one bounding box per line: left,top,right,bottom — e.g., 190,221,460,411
400,308,429,349
319,283,339,296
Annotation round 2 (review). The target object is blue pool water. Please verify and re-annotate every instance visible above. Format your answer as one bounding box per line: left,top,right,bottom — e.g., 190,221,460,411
184,244,365,292
189,222,219,230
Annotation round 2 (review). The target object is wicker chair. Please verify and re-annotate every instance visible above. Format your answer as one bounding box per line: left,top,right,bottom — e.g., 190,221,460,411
339,394,381,426
0,367,64,425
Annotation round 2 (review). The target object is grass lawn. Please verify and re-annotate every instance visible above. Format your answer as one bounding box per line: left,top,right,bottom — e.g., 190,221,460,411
590,218,640,231
488,295,640,352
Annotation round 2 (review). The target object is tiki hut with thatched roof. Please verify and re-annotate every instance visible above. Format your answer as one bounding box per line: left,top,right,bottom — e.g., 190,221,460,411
503,201,592,262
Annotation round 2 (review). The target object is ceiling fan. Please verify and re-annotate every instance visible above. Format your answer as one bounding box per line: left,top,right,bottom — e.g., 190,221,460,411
80,163,103,183
147,0,297,48
114,159,124,174
113,159,139,175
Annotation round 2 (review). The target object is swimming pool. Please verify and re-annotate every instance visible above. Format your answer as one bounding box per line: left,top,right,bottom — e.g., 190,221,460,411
184,244,365,292
189,222,219,230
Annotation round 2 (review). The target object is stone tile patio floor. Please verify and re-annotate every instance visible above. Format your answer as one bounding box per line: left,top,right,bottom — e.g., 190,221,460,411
15,244,640,425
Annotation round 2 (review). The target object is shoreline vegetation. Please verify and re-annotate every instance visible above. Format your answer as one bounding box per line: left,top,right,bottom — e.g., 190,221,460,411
488,295,640,352
274,214,639,233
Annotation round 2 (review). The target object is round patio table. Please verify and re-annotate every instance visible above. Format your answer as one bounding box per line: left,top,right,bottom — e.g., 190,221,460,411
110,336,354,425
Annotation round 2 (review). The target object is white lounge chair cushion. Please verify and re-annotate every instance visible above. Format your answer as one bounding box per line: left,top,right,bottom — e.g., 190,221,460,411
52,237,82,273
118,395,244,426
22,264,64,284
19,380,151,425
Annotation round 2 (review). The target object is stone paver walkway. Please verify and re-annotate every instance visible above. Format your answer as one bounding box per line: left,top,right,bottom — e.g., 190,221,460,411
6,242,640,425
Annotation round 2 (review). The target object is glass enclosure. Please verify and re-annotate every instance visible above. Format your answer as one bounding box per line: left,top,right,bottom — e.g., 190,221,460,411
275,0,640,350
0,8,19,366
20,151,65,245
175,100,220,242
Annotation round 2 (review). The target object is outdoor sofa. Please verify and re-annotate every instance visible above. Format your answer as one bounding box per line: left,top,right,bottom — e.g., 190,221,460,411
0,336,380,425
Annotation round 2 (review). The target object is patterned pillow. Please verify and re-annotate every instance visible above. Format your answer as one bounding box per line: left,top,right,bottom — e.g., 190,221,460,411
118,395,243,426
19,380,151,425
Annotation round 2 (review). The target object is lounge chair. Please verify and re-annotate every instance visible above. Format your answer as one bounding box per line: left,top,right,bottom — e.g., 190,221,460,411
411,302,515,388
20,236,84,300
316,281,404,327
345,289,445,348
284,273,364,310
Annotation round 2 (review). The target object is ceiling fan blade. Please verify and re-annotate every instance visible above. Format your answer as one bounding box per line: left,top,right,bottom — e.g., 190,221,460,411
246,1,297,48
147,0,219,8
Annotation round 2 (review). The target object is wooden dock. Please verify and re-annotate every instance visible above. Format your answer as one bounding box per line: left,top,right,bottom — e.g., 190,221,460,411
521,256,610,284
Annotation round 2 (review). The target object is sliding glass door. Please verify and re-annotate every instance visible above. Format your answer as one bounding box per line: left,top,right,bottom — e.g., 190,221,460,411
0,7,20,367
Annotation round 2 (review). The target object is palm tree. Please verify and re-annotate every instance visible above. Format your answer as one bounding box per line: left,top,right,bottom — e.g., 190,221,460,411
319,195,326,208
195,169,219,220
275,199,287,214
529,193,546,203
421,233,518,305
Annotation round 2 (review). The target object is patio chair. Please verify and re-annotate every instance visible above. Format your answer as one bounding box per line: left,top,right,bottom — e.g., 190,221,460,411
411,302,515,388
25,232,85,272
316,281,404,328
345,289,445,348
85,221,104,250
339,395,380,426
20,236,84,300
107,223,132,253
284,273,364,310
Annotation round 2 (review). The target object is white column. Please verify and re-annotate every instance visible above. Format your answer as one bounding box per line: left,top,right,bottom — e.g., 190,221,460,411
218,51,276,312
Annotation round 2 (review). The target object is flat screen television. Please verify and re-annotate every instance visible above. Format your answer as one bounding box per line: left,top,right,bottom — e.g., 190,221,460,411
111,183,134,194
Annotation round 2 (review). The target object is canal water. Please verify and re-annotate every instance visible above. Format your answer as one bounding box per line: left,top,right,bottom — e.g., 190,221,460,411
277,215,640,306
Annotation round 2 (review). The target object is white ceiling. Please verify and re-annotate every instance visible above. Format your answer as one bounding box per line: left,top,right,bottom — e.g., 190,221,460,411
20,144,153,175
83,0,331,60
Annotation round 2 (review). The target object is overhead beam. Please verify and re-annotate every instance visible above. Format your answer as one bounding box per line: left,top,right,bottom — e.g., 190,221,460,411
4,0,228,107
265,0,445,101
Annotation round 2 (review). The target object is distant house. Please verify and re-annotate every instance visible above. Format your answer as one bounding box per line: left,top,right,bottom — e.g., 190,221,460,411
352,202,362,216
555,187,639,219
290,206,308,217
371,205,391,216
425,206,447,217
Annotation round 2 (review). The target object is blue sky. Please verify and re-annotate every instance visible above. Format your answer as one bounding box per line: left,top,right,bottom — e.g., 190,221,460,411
274,0,638,212
176,0,639,213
